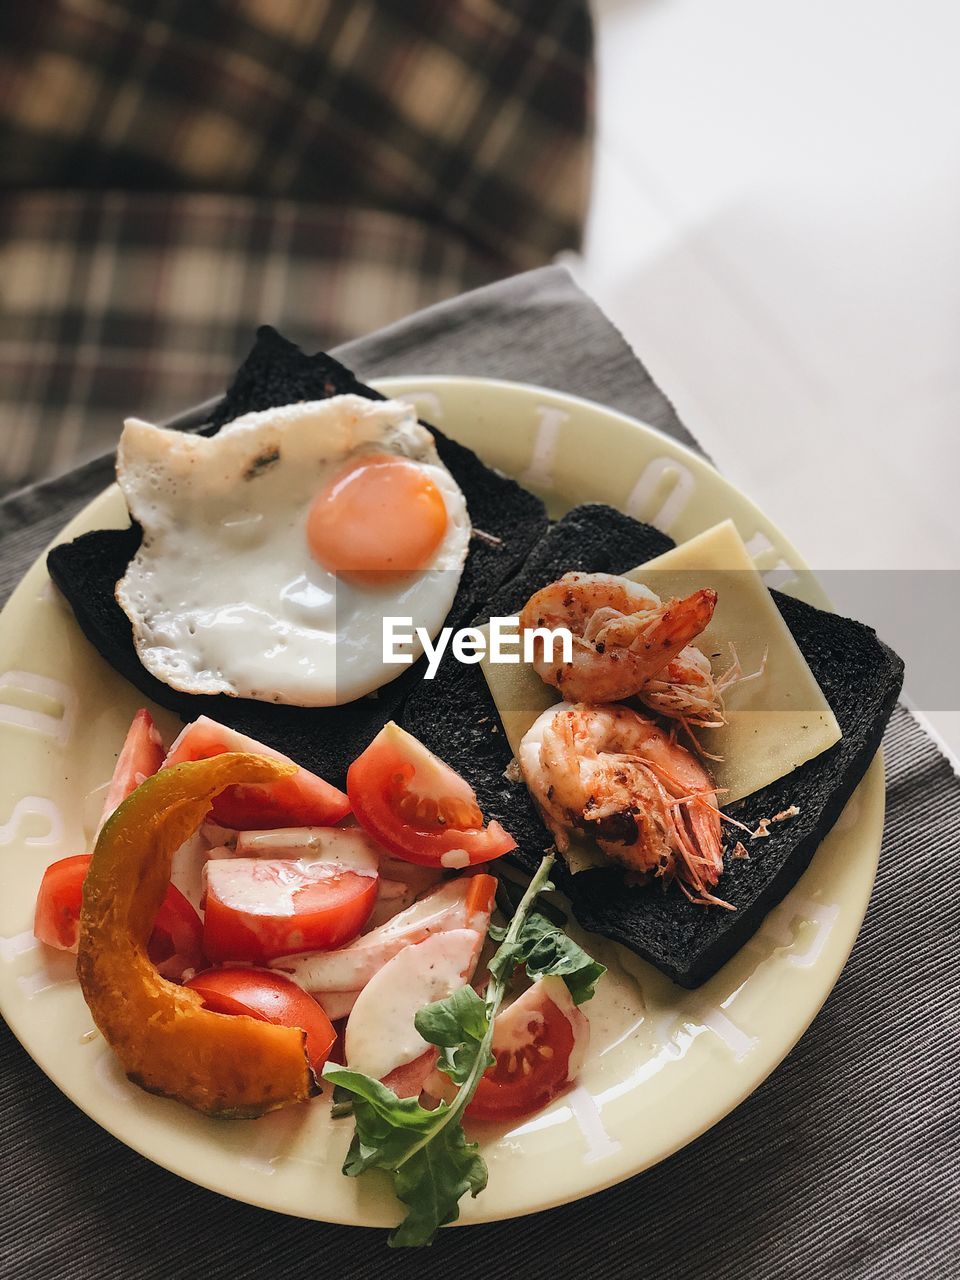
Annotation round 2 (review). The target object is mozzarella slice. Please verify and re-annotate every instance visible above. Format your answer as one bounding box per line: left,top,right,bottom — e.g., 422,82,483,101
344,928,482,1082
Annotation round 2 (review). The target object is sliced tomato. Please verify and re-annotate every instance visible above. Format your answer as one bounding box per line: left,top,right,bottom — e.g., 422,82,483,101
146,884,207,981
233,826,416,930
33,855,93,951
464,977,590,1121
34,853,204,981
184,968,336,1073
327,1021,346,1066
98,709,165,832
382,1048,439,1100
164,717,350,829
270,874,497,1001
202,854,379,962
346,722,515,867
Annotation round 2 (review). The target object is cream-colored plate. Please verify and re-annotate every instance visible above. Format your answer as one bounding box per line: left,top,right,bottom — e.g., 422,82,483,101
0,377,882,1228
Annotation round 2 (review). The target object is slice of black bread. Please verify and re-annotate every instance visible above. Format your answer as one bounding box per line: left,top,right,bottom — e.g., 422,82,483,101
402,503,904,988
402,506,675,881
46,328,547,787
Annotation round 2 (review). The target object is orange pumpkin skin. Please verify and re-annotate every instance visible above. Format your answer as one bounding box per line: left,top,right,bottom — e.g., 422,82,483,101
78,753,319,1118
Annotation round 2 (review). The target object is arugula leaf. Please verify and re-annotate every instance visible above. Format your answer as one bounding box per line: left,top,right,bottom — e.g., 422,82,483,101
414,985,491,1087
323,851,605,1247
489,909,606,1004
331,1070,437,1173
324,1068,487,1247
391,1118,488,1247
495,873,565,926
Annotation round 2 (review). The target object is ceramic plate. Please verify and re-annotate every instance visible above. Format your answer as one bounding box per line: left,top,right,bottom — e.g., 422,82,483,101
0,377,883,1228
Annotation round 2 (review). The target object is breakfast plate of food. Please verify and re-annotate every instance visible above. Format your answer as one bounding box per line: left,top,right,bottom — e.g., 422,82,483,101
0,329,903,1245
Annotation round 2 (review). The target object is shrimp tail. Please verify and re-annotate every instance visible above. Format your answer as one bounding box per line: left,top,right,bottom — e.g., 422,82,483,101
594,588,717,668
520,576,717,705
520,702,733,910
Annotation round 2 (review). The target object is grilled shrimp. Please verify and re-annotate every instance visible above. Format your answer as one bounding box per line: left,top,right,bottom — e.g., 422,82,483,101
519,702,730,908
638,643,767,755
519,572,716,704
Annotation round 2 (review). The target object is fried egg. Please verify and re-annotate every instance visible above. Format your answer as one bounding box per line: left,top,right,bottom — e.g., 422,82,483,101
115,396,470,706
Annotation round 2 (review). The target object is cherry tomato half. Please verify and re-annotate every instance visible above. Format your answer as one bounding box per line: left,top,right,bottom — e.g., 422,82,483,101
346,722,516,867
466,977,590,1122
34,854,205,981
164,717,350,830
184,968,336,1073
202,856,378,963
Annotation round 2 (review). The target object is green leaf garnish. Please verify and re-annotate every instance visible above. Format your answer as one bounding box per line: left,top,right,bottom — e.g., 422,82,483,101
491,909,606,1005
415,984,492,1087
323,852,604,1246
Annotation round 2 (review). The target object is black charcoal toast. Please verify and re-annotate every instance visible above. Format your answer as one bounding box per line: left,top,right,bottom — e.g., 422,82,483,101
402,504,904,988
47,328,547,786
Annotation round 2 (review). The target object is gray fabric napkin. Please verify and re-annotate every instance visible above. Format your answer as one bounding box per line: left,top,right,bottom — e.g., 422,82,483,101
0,265,955,1280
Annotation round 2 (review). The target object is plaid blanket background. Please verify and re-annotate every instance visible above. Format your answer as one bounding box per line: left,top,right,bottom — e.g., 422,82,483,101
0,0,593,492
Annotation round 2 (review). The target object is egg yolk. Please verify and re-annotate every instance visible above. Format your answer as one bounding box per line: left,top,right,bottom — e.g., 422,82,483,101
307,454,449,582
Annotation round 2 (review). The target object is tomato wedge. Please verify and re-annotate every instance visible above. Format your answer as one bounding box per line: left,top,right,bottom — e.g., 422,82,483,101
34,855,93,951
347,722,516,867
184,968,336,1073
202,853,379,962
146,885,208,982
164,717,350,829
429,977,590,1122
34,853,205,981
98,708,165,832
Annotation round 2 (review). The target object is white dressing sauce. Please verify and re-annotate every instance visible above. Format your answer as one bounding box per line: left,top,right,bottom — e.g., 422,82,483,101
235,826,381,873
169,831,212,909
366,878,416,928
204,848,376,917
316,990,359,1021
269,877,480,991
344,929,481,1081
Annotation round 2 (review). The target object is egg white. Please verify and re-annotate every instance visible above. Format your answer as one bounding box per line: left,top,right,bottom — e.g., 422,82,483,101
115,395,471,707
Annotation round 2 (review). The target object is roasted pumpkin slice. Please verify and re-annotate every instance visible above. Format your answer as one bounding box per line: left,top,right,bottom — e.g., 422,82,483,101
78,752,320,1118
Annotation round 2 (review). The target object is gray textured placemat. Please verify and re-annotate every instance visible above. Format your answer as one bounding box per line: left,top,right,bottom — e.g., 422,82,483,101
1,266,956,1279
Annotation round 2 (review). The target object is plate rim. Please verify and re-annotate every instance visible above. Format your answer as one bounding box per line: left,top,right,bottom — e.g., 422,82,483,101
162,375,829,603
0,373,883,1228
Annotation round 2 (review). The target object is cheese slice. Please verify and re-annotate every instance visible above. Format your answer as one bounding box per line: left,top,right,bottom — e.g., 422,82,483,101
480,520,841,872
